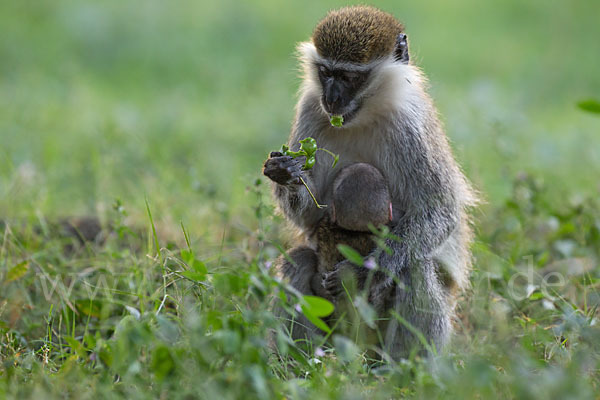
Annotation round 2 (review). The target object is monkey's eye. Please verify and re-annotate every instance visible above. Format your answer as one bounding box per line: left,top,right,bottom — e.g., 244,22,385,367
342,71,360,81
318,65,332,77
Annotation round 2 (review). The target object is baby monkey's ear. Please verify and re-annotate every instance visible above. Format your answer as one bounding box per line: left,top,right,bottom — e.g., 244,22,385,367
394,34,409,64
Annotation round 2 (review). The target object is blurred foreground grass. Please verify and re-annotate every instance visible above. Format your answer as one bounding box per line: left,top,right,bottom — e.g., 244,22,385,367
1,0,599,398
1,174,599,399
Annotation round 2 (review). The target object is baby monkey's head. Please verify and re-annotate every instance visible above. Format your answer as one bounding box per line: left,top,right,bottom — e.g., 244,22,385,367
332,163,392,232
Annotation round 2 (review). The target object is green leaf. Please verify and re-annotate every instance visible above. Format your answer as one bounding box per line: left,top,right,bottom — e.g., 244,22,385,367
300,295,335,334
336,244,364,266
65,336,87,359
302,295,334,317
354,296,376,329
330,115,344,127
181,270,206,282
304,156,316,170
192,260,208,275
151,345,175,381
577,99,600,114
180,249,193,264
181,254,207,281
98,342,113,367
529,292,545,300
6,261,28,283
299,137,317,155
302,309,332,334
214,330,241,354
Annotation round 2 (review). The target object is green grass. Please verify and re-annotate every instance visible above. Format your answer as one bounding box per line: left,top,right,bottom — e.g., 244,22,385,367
1,1,599,398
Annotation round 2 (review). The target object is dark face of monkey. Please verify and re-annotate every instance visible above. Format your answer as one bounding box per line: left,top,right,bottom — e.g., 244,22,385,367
317,65,369,120
314,35,408,123
312,6,409,124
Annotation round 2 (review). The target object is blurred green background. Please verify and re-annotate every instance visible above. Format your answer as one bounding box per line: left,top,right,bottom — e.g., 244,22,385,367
1,0,599,231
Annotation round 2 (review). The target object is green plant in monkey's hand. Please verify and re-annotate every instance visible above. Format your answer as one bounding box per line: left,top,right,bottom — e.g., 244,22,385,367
280,137,339,170
280,137,340,208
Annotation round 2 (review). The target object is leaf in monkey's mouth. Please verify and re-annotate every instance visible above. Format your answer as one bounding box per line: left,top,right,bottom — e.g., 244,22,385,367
329,114,344,127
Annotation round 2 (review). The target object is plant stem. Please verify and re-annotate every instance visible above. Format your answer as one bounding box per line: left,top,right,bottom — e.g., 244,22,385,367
317,148,339,167
299,176,327,209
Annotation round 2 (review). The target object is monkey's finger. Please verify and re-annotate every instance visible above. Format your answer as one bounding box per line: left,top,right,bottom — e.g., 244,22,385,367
284,165,303,178
264,156,292,170
278,157,299,167
264,165,299,186
289,169,303,178
282,160,305,175
322,272,343,296
266,157,294,170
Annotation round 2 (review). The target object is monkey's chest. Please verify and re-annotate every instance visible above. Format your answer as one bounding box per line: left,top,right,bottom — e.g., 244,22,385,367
315,223,376,272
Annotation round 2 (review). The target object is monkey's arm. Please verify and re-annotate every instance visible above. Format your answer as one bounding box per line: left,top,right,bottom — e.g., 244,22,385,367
378,195,458,278
323,149,460,299
323,195,458,298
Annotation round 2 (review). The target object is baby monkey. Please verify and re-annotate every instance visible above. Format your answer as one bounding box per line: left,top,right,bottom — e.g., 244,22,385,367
311,163,393,300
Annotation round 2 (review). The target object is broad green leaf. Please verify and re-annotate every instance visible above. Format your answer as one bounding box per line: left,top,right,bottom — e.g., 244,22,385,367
6,261,28,283
529,292,545,301
151,345,175,381
577,99,600,114
180,249,193,264
181,259,207,281
330,115,344,127
214,330,241,354
98,342,113,367
302,309,332,334
191,260,208,275
300,295,334,334
181,270,206,282
302,295,335,317
337,244,363,266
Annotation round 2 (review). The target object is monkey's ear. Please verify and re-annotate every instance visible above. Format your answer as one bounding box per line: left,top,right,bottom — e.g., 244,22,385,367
394,34,409,64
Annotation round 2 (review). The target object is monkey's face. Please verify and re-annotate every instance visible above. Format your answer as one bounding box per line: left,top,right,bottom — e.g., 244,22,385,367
308,6,409,127
316,63,371,125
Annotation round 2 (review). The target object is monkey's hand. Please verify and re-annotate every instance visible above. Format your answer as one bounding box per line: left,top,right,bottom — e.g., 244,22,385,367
322,261,368,301
324,261,392,312
263,151,304,185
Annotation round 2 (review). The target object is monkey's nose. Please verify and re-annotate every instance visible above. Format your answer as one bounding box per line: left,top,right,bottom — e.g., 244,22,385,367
325,99,338,113
324,83,343,112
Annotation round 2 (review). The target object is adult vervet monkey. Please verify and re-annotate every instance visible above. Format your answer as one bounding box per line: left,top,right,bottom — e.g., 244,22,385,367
263,6,477,358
